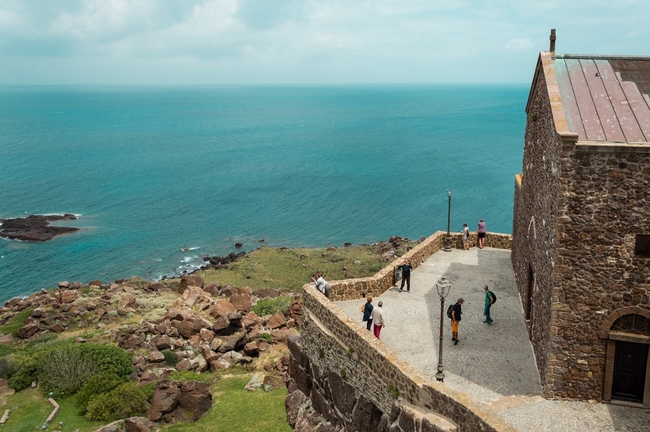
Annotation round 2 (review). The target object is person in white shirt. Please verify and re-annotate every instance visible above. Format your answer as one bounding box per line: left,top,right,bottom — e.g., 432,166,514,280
311,272,331,298
371,301,385,339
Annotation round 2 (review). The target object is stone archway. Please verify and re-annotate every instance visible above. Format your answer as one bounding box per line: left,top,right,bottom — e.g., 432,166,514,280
601,308,650,406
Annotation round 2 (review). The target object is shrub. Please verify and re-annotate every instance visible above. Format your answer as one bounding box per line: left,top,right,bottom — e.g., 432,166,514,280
161,350,179,366
252,296,292,317
76,372,124,415
0,308,34,337
85,382,148,422
37,342,132,397
259,332,272,343
0,355,18,380
8,356,38,391
368,264,383,273
26,332,57,349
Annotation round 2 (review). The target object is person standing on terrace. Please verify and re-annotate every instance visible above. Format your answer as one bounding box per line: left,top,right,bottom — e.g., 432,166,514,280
398,258,413,292
371,301,385,339
362,296,374,331
461,223,470,250
477,219,487,249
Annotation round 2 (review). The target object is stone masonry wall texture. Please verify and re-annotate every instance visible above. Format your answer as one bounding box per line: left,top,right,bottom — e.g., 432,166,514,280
511,56,564,394
512,51,650,401
286,232,517,432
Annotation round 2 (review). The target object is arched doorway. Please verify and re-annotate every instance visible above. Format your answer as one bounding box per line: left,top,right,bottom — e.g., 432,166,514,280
603,313,650,406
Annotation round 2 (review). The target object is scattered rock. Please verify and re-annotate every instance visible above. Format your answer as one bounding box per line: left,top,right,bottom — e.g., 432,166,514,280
230,293,251,312
267,311,286,330
60,289,79,304
124,416,155,432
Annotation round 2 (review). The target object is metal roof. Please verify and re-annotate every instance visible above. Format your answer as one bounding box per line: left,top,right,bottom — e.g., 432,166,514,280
553,55,650,143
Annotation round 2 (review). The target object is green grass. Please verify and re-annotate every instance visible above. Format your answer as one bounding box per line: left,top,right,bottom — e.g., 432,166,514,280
201,245,386,291
2,389,103,432
0,308,34,336
164,376,291,432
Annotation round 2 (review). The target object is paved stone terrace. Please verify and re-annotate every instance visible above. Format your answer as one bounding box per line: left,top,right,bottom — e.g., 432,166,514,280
337,248,650,432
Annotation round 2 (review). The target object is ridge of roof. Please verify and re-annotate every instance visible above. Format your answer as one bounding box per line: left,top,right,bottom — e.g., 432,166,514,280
556,54,650,61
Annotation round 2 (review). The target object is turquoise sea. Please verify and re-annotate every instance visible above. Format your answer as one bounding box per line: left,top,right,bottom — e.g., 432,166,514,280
0,85,527,303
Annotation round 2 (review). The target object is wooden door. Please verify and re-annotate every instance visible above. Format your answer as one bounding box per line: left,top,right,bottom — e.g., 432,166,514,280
612,341,648,403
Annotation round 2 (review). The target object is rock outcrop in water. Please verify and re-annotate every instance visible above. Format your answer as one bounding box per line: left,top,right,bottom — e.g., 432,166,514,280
0,214,79,241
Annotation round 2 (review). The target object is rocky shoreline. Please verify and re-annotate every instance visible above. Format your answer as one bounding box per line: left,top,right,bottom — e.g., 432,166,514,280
0,214,79,241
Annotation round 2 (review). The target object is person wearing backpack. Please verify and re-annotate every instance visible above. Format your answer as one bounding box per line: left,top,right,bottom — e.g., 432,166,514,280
483,285,496,324
450,298,464,345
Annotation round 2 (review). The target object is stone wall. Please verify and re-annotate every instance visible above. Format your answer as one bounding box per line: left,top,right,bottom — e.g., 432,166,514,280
511,50,650,401
548,142,650,400
285,284,517,432
330,231,512,301
511,53,568,393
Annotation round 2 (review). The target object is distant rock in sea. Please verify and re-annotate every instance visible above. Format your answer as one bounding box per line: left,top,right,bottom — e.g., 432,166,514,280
0,214,79,241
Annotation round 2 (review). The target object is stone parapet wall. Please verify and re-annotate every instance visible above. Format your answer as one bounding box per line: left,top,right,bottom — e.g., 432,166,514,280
329,231,512,301
285,284,517,432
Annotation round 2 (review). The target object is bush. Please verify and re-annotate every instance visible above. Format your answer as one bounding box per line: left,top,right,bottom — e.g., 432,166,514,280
252,296,292,317
0,308,34,337
76,372,124,415
162,350,179,366
0,355,18,380
26,332,57,349
8,356,38,391
85,382,148,422
38,342,132,397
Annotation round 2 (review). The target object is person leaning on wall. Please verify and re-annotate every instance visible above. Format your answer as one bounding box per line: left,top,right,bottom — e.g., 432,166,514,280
311,272,331,298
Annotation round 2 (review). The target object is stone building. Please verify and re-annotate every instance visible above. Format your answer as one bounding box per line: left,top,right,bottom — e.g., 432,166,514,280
511,35,650,406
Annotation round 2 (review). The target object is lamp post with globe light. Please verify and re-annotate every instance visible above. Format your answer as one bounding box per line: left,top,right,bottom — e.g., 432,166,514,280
435,277,452,382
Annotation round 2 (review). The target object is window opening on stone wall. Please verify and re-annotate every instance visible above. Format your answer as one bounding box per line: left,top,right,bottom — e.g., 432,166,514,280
611,315,650,336
634,235,650,257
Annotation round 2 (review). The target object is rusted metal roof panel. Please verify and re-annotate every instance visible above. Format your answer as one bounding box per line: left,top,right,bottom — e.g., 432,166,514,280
552,54,650,143
594,60,647,142
565,58,606,140
554,59,586,138
581,59,627,142
620,81,650,141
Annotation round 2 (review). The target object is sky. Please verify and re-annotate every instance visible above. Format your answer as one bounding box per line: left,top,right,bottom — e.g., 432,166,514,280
0,0,649,85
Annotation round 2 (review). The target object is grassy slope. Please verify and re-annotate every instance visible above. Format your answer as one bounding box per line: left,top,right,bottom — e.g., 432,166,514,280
201,245,387,290
164,376,291,432
0,244,393,431
2,389,104,432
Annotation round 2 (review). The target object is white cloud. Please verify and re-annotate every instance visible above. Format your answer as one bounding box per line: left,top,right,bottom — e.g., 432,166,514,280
0,0,648,84
505,38,536,51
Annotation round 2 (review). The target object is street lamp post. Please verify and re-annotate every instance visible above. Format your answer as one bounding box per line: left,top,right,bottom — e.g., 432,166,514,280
435,277,452,382
444,190,453,252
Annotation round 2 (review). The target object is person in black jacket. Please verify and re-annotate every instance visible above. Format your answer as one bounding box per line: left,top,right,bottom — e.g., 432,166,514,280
450,298,464,345
362,296,374,331
398,258,413,292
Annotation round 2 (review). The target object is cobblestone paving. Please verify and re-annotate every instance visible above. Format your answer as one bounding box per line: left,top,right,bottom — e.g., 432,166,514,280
337,248,650,431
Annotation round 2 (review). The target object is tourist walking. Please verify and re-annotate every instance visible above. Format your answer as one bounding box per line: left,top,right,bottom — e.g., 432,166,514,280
450,298,464,345
371,301,385,339
398,258,413,292
477,219,487,249
483,285,495,324
361,296,374,331
311,272,331,298
461,223,470,250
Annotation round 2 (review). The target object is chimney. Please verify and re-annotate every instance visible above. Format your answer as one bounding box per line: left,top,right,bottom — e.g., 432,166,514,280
550,29,556,53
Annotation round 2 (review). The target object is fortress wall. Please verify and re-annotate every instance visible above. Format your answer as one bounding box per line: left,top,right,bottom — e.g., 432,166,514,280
329,231,512,302
511,56,566,395
549,143,650,400
285,284,517,432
